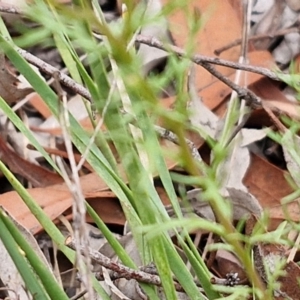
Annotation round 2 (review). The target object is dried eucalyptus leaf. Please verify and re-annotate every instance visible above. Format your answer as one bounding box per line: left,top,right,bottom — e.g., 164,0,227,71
217,128,268,196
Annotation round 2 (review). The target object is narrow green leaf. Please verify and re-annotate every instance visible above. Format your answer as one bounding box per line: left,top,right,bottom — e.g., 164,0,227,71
0,216,50,300
0,160,111,299
0,207,69,300
0,97,60,173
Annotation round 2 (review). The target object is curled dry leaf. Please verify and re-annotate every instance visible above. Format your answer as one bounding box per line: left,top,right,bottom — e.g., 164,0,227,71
216,127,266,196
217,132,251,194
161,0,244,120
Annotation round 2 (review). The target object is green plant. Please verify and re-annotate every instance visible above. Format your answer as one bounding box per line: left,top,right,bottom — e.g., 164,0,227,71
0,1,299,300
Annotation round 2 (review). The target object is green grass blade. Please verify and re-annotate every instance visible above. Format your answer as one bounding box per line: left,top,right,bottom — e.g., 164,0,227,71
0,160,111,299
0,207,69,300
0,97,60,173
0,216,50,300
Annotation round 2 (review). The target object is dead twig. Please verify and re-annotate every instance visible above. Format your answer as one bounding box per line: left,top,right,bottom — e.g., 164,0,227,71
199,62,262,110
16,47,92,102
65,236,187,292
214,26,300,56
135,35,282,82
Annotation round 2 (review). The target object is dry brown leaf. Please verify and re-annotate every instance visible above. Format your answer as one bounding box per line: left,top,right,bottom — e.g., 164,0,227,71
227,0,243,22
0,187,74,234
159,0,279,158
0,171,114,233
161,0,242,115
173,0,240,84
85,195,125,226
250,77,300,119
0,136,63,187
243,153,300,230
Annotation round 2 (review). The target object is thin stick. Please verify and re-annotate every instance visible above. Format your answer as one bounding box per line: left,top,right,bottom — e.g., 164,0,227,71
214,26,300,56
65,236,187,292
16,48,92,102
54,73,94,298
199,62,261,109
135,35,281,81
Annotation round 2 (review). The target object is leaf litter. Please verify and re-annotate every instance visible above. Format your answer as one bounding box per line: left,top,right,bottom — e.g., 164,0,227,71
0,0,300,299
